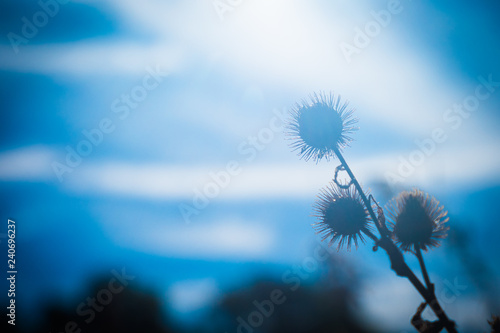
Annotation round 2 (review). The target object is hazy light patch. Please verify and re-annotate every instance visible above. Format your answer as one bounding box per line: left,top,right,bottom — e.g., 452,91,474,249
145,0,463,134
361,274,421,331
1,0,491,139
0,145,58,181
443,294,490,332
361,273,490,332
168,278,219,313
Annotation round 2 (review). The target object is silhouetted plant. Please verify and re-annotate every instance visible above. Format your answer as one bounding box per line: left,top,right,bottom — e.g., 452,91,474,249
288,92,357,162
286,92,458,333
386,189,449,253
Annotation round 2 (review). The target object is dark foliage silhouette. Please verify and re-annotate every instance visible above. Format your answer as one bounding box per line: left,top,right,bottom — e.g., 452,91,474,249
39,279,174,333
286,92,459,332
212,254,376,333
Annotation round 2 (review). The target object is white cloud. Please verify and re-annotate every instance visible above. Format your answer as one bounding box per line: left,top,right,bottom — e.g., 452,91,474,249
0,41,185,76
3,139,499,199
64,139,500,200
0,145,57,181
64,160,342,200
379,134,500,191
105,218,275,261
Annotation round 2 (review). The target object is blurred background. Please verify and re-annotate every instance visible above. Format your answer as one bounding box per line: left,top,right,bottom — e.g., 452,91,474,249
1,0,500,332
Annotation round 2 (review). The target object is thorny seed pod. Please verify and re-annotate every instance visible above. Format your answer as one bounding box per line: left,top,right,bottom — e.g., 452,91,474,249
313,183,372,251
386,189,449,253
287,92,357,162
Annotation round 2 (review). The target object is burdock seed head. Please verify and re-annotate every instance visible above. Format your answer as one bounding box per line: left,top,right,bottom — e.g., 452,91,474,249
287,92,358,162
313,183,372,251
386,189,449,253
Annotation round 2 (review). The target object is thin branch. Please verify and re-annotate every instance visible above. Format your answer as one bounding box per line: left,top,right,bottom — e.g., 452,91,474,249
363,229,379,243
332,147,384,236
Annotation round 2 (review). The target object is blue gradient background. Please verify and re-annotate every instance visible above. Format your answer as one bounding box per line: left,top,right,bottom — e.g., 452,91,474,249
1,0,500,332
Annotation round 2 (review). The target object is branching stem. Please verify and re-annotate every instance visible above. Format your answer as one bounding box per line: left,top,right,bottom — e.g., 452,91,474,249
332,147,457,333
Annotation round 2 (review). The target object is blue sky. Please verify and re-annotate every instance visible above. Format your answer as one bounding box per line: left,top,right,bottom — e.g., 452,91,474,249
1,0,500,332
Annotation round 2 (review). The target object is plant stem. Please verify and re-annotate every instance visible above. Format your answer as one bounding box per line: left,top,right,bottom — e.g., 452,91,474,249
363,229,379,243
416,246,432,289
332,147,457,333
